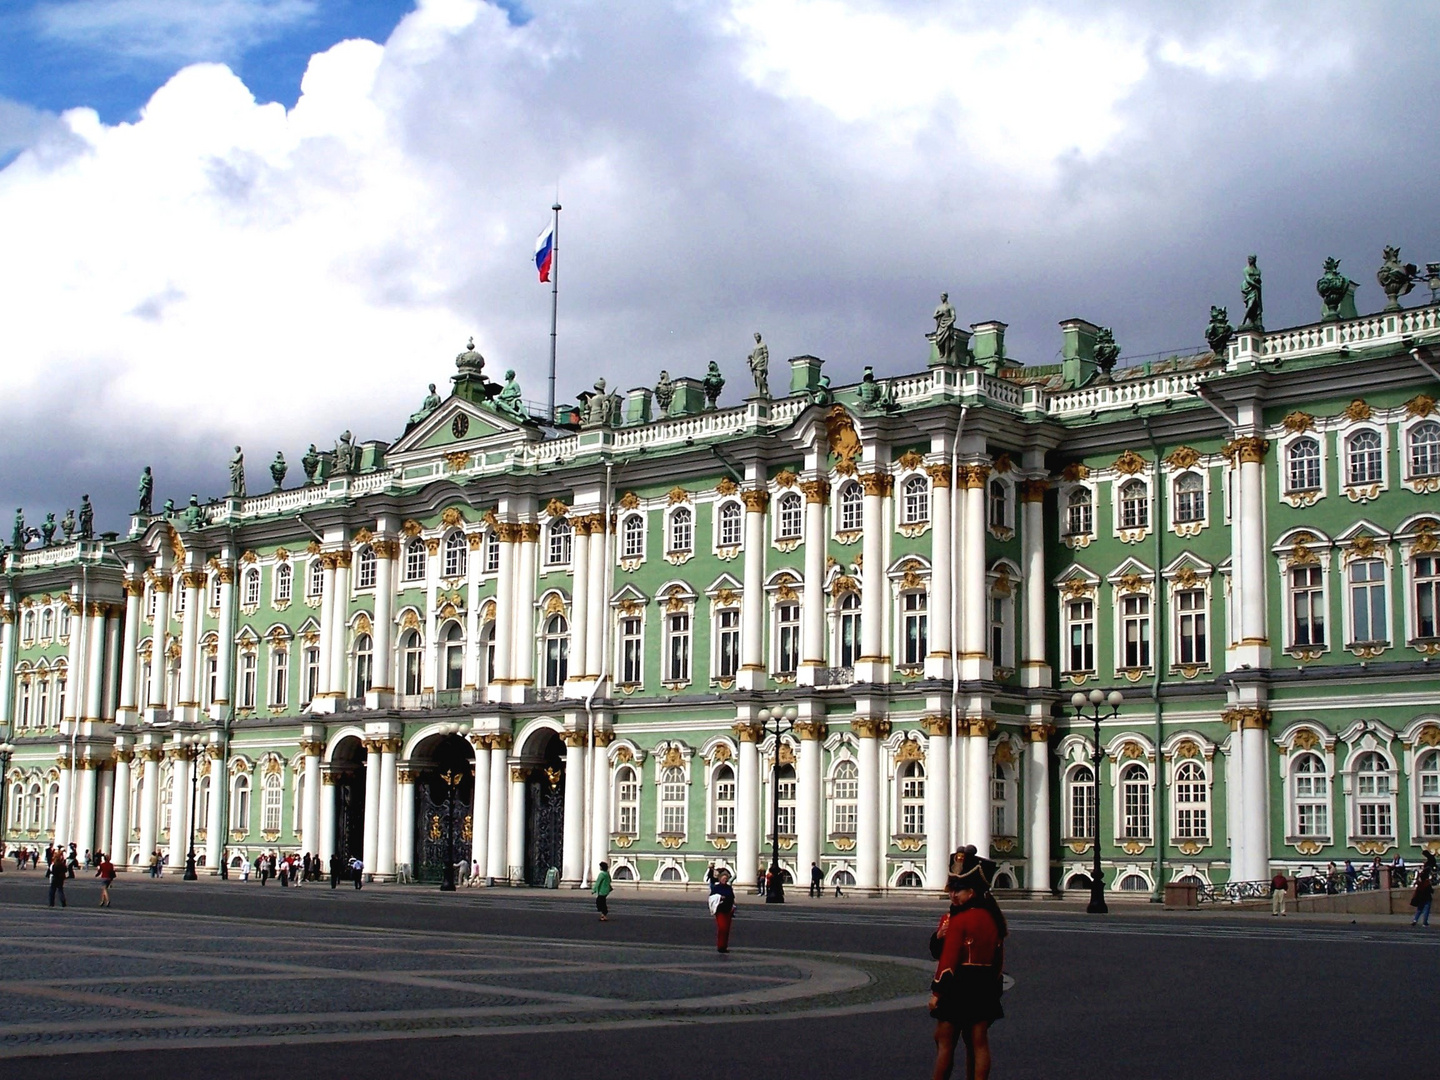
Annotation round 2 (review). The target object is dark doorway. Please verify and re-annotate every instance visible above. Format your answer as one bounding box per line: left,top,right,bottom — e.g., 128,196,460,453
525,732,565,886
413,733,474,884
330,737,367,861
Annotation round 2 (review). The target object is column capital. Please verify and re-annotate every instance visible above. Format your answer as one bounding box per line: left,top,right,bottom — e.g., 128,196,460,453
1023,721,1055,743
961,464,991,489
490,731,514,751
396,766,415,784
371,539,401,559
138,747,165,763
362,737,383,754
519,522,542,543
1019,478,1050,503
334,550,353,569
151,577,172,593
859,471,893,497
114,748,136,764
961,715,996,738
181,570,208,590
299,739,325,757
560,730,587,748
919,715,949,737
1222,436,1269,464
800,478,830,504
731,721,763,742
379,736,403,754
853,717,892,739
793,719,828,741
1223,706,1271,730
321,771,339,785
924,463,952,488
123,577,146,597
593,730,615,748
509,764,531,783
741,489,770,513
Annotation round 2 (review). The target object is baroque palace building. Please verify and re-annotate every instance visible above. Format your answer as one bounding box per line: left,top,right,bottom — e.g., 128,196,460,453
4,263,1440,895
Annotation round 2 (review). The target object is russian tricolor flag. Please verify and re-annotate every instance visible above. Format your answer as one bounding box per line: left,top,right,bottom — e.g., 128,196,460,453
534,223,555,282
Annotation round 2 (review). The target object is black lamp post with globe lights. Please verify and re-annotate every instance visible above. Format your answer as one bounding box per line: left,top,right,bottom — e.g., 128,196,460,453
1070,688,1123,915
757,705,798,904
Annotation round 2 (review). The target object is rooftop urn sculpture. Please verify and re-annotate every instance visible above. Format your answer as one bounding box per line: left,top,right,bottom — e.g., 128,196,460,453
408,383,442,429
654,370,674,415
78,495,93,540
301,444,320,484
40,513,56,546
1205,305,1233,356
137,467,153,515
1239,255,1263,331
747,332,771,399
1093,327,1120,382
270,451,288,490
229,446,246,498
334,431,355,475
494,369,527,422
61,508,75,540
703,361,725,410
11,509,24,551
1317,257,1351,321
927,291,963,364
1377,245,1418,311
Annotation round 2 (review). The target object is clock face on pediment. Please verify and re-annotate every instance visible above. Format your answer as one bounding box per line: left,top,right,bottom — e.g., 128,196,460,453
387,397,529,464
452,414,470,439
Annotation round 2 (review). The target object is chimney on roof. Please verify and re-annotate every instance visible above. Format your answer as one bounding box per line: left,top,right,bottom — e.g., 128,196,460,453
788,355,825,396
970,321,1007,374
1059,318,1101,388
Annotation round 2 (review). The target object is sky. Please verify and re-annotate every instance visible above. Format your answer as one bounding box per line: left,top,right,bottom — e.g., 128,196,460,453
2,0,1439,537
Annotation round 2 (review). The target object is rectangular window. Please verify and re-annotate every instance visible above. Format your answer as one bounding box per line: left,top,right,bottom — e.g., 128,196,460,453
1348,559,1387,644
303,647,320,705
665,612,690,683
714,777,736,835
900,771,925,835
403,543,425,582
833,767,858,835
1176,588,1208,666
661,793,686,834
547,524,572,567
716,608,740,679
1067,599,1094,672
173,583,186,616
238,653,257,709
1121,593,1151,669
776,774,796,835
485,532,501,573
1417,556,1439,639
269,648,288,708
902,592,928,666
620,616,643,685
210,574,223,609
1291,565,1326,646
776,602,800,674
988,595,1006,667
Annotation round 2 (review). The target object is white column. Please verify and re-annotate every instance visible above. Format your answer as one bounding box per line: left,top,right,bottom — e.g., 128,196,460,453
204,749,224,871
857,473,887,674
330,553,352,696
925,466,953,679
1025,723,1052,893
961,465,991,679
53,757,73,846
506,760,527,882
84,604,108,720
585,517,606,683
734,723,760,886
488,734,511,881
317,556,336,698
510,525,539,691
74,761,98,857
964,720,992,855
561,731,586,884
0,607,15,729
102,615,121,720
63,597,87,721
96,765,114,863
799,480,829,683
569,519,591,683
318,772,336,865
738,490,768,690
471,735,491,875
856,719,885,891
377,736,398,878
396,768,415,877
1239,710,1271,881
148,580,171,710
795,720,824,882
167,747,190,871
137,748,161,865
923,717,951,888
301,741,322,855
371,542,397,695
117,579,143,718
1235,439,1270,668
1020,480,1049,688
213,565,236,715
110,748,133,866
591,732,611,879
491,527,516,698
176,574,202,711
464,535,482,693
362,737,381,876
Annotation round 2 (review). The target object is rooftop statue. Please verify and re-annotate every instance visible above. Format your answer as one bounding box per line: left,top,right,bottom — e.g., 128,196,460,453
455,336,485,375
495,369,527,422
858,365,881,409
78,495,93,540
61,508,75,540
1239,255,1263,331
811,373,833,406
654,370,674,416
1317,257,1350,320
229,446,246,499
183,494,204,530
41,513,56,546
581,379,618,429
334,431,355,475
301,444,320,484
162,498,175,518
747,332,771,399
927,292,963,364
1205,305,1233,356
270,451,288,490
12,508,24,551
137,467,154,515
1377,245,1418,311
1093,327,1120,382
703,361,725,410
408,383,442,429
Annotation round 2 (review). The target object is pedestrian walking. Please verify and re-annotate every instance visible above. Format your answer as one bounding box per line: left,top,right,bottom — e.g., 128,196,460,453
810,861,823,897
1344,859,1357,892
96,853,116,907
593,861,613,921
709,868,736,952
47,849,68,907
1270,870,1288,916
929,851,1007,1080
1411,875,1433,927
351,856,364,889
329,853,340,889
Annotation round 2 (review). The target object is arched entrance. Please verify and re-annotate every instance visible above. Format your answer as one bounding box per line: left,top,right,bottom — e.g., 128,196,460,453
330,736,367,862
524,731,565,886
409,732,474,884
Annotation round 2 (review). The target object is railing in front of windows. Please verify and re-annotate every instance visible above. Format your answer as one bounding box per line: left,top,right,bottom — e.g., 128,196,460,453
814,666,854,688
526,686,565,704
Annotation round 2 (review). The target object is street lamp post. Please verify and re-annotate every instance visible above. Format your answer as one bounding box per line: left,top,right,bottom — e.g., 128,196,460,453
183,734,204,880
0,741,13,857
1070,689,1123,915
758,705,798,904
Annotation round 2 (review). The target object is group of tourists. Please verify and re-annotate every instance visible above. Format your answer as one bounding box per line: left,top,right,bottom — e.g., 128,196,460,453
37,845,116,908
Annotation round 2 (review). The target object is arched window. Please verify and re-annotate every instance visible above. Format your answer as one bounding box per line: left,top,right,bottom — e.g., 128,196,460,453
16,674,31,728
832,760,858,836
547,519,572,567
1065,488,1092,536
773,764,796,836
355,547,376,590
1353,751,1393,838
401,629,423,696
986,479,1006,529
896,870,923,888
404,538,427,582
1348,558,1388,645
21,610,34,642
441,623,464,691
1118,873,1149,892
10,782,23,829
542,615,568,687
485,530,501,573
1347,429,1383,485
1416,750,1440,837
41,608,54,639
664,610,690,683
990,760,1014,837
668,507,693,554
615,765,640,836
231,774,251,833
47,782,60,831
308,557,325,597
1416,554,1439,639
1287,437,1321,492
833,868,856,887
198,774,211,835
623,514,645,559
659,766,687,835
902,476,930,525
612,864,635,881
442,531,467,579
838,482,862,532
1410,421,1440,478
777,492,803,539
1173,473,1204,523
1291,751,1328,837
274,562,293,603
26,782,42,830
1067,764,1096,840
899,760,925,835
1119,479,1149,530
262,772,283,833
659,865,684,882
712,763,736,836
352,634,373,697
242,567,261,607
718,502,742,547
1120,763,1151,840
35,675,49,727
1173,760,1208,839
209,572,223,609
302,645,320,705
269,645,289,707
837,591,861,667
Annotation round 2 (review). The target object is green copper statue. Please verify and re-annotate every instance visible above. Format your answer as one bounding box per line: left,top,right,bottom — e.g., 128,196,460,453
1205,306,1233,355
747,332,770,399
1239,255,1263,331
270,451,288,490
858,365,881,409
495,370,527,422
183,494,204,530
61,508,75,540
1377,245,1418,312
41,513,56,546
409,383,442,429
229,446,246,498
1093,327,1120,381
654,370,674,416
12,509,24,551
702,361,725,410
301,444,320,484
928,292,963,364
137,467,153,515
78,495,93,540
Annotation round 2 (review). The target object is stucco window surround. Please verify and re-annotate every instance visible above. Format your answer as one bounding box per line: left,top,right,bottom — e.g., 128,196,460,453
985,560,1018,675
1162,557,1214,676
886,557,932,674
1399,412,1440,493
1161,735,1215,851
986,475,1014,541
1056,735,1097,849
712,499,743,560
1059,481,1096,549
1106,737,1155,851
1110,464,1153,545
701,739,739,843
1277,428,1328,508
240,566,262,610
763,571,802,681
1396,515,1440,651
704,577,741,687
827,747,860,843
1339,418,1389,503
1166,463,1210,538
771,489,804,551
1055,571,1100,682
896,470,933,539
441,529,468,581
656,584,696,689
1274,528,1334,660
611,592,648,690
543,515,572,570
663,503,694,566
1339,724,1400,850
651,741,694,846
352,547,375,592
1336,527,1394,658
1399,718,1440,842
1107,561,1155,682
834,479,864,542
990,737,1020,847
618,510,648,571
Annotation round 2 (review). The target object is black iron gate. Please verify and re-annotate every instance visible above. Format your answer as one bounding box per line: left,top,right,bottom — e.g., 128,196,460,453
335,771,364,860
525,768,564,886
415,773,473,884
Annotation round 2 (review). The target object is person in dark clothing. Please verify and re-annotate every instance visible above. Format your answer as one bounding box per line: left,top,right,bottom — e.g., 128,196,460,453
47,850,68,907
810,861,823,897
1412,875,1433,927
710,868,736,952
330,853,340,889
929,852,1007,1080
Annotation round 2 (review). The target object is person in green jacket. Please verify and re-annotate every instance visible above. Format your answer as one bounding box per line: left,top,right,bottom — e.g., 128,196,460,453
593,861,613,921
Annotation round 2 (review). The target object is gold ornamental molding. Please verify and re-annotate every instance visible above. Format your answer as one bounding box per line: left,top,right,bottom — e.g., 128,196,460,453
825,405,861,474
715,476,739,496
801,478,830,504
1060,462,1089,483
1024,722,1055,743
918,715,948,738
1222,707,1272,730
1018,478,1048,502
774,469,798,488
731,722,762,743
1222,436,1269,464
741,489,770,513
441,506,466,527
1341,398,1373,423
1113,449,1148,475
1164,446,1201,470
959,464,990,489
660,744,686,768
560,731,587,748
618,491,641,510
1282,410,1315,434
793,719,828,741
859,471,893,497
894,738,924,763
993,452,1013,474
925,463,952,489
667,486,691,505
854,717,894,739
1405,393,1436,418
896,449,925,471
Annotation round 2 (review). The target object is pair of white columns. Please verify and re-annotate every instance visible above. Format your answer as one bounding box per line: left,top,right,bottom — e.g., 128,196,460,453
359,736,400,877
147,578,172,710
799,480,829,680
734,724,761,885
176,572,204,711
110,748,134,863
794,720,826,883
166,746,191,871
738,491,768,690
136,747,161,865
855,718,890,891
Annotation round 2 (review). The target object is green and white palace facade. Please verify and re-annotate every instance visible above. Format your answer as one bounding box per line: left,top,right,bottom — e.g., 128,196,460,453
5,288,1440,896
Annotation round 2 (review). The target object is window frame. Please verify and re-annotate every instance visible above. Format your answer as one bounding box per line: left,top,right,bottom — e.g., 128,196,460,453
1171,758,1209,842
1344,426,1387,489
545,518,573,568
403,538,427,583
901,475,931,527
442,530,467,580
1117,761,1153,842
1289,749,1331,841
1405,419,1440,482
1345,555,1390,648
1171,470,1206,528
836,482,863,534
775,491,804,541
1063,484,1094,540
1351,749,1396,841
354,547,376,591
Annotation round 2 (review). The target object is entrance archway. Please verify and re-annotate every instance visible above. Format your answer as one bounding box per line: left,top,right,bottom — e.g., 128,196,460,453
409,732,474,884
524,731,565,886
330,736,367,862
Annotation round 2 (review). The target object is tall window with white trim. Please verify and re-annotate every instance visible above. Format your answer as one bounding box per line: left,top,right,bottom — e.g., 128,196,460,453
987,479,1007,529
838,482,862,532
1348,559,1388,644
443,531,467,579
832,760,858,836
441,623,464,691
718,503,741,547
242,568,261,607
1290,565,1326,646
1120,593,1151,669
615,765,639,836
404,539,426,582
712,764,736,836
774,764,796,835
231,775,251,833
775,602,800,675
715,608,740,679
1066,598,1095,673
899,760,925,835
623,515,645,559
238,652,257,709
269,647,288,707
903,591,928,666
262,773,283,833
1291,752,1329,837
1172,760,1208,839
1347,430,1383,485
668,507,693,554
990,762,1013,837
1353,751,1393,838
1415,555,1439,639
547,520,572,567
485,531,500,573
902,476,930,525
664,611,690,683
1173,473,1204,524
1065,488,1092,537
659,766,687,835
1119,480,1149,530
837,592,861,667
1287,437,1321,492
542,615,569,687
1120,763,1151,840
1175,588,1207,666
304,645,321,704
1410,421,1440,478
400,630,422,696
1417,750,1440,837
620,616,643,685
354,548,375,590
777,493,803,539
309,558,325,596
352,634,373,697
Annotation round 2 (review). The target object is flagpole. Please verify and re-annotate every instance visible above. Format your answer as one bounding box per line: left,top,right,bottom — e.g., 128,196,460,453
547,201,560,423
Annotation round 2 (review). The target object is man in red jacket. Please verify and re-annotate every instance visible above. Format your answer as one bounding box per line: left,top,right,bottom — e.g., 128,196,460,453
928,852,1007,1080
96,853,116,907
